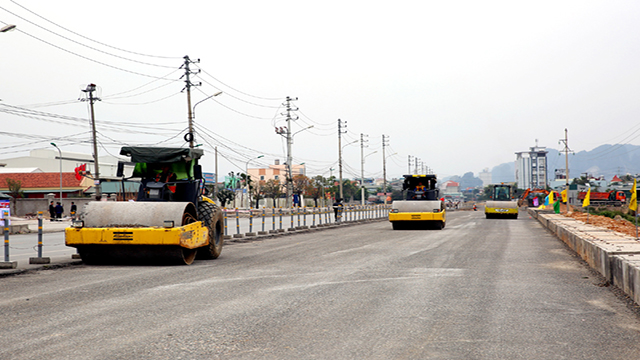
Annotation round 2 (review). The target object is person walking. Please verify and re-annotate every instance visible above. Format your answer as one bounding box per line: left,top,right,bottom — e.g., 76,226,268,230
332,198,343,222
48,201,55,221
55,202,63,220
70,202,77,220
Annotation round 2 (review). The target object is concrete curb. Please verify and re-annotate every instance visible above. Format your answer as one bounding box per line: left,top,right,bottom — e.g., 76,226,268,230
528,208,640,305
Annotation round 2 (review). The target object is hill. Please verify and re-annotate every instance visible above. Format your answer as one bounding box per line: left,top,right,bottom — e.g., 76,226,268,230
491,144,640,183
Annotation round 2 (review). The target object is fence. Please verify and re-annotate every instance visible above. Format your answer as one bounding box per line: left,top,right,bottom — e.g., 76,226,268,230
220,204,391,238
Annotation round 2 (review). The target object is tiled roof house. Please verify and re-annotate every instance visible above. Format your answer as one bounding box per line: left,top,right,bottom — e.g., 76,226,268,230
0,172,92,198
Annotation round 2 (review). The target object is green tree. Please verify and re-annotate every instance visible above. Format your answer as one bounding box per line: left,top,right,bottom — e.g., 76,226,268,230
4,178,23,215
308,175,327,207
621,174,634,182
216,188,236,208
251,180,265,208
6,178,23,199
326,176,339,201
341,179,358,203
391,189,403,201
571,176,595,187
292,174,310,207
262,179,283,207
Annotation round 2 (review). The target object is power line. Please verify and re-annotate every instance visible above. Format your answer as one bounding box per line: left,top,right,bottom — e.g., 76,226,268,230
2,2,178,67
4,25,179,80
198,68,283,101
194,87,274,120
101,91,181,105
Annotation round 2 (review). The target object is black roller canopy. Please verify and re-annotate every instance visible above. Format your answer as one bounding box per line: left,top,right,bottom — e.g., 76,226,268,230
120,147,204,164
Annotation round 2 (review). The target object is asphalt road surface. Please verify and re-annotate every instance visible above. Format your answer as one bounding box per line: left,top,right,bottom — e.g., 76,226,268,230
2,210,640,359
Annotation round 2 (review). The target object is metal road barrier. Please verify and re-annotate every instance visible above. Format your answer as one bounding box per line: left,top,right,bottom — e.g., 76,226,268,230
216,205,391,239
2,210,9,261
1,210,16,269
29,211,50,264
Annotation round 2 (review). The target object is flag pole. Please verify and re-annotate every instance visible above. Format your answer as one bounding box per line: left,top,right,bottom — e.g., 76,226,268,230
587,205,589,224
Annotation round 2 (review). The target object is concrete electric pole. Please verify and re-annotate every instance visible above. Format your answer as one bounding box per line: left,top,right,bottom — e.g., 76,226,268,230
181,55,201,149
275,97,298,208
360,133,369,205
559,128,574,213
80,83,102,200
382,134,389,204
338,119,347,201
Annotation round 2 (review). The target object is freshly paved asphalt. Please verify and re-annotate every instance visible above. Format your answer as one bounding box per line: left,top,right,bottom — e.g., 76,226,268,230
2,210,640,359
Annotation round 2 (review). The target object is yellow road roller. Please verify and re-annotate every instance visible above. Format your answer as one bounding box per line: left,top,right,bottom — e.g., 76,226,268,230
484,183,519,219
389,174,446,230
65,147,223,265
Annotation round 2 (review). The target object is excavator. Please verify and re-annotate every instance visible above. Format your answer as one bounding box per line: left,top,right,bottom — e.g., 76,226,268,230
518,188,550,207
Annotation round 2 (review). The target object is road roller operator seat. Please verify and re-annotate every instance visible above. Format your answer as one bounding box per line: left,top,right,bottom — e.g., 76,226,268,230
117,147,205,204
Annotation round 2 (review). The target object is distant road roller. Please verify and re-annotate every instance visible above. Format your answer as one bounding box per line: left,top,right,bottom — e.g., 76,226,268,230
484,183,519,219
389,174,446,230
65,147,223,265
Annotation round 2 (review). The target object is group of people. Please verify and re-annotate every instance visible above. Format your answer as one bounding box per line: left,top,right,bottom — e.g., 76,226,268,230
48,201,77,221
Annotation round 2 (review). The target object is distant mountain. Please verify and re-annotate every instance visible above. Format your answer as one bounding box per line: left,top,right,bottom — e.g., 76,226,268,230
490,144,640,183
448,172,484,189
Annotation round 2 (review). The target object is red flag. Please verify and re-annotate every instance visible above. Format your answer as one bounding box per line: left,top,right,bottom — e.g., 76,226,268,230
75,164,87,180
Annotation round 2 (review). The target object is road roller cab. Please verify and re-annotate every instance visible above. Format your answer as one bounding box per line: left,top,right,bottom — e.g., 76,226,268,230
65,147,224,265
484,183,519,219
389,174,446,230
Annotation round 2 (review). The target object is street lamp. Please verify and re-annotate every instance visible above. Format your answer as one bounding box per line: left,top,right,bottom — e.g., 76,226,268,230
361,151,378,205
192,91,222,197
193,91,222,118
245,155,264,208
50,143,62,202
383,152,397,205
0,24,16,33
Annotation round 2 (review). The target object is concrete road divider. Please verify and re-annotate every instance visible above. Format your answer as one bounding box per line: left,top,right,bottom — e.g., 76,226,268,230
529,208,640,306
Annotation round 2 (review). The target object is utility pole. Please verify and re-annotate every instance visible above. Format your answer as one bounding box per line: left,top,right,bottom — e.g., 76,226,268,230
382,135,389,205
559,128,574,213
181,55,201,148
360,133,369,205
80,83,102,200
338,119,347,200
284,97,298,207
214,146,218,200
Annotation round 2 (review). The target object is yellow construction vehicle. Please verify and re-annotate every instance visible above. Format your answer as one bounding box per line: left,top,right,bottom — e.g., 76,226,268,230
485,183,518,219
389,174,445,230
65,147,223,265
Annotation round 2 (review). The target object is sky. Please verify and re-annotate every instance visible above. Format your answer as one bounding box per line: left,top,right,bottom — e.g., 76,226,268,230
2,1,640,181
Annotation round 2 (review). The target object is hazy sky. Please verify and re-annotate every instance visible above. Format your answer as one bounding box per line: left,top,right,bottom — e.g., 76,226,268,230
2,1,640,180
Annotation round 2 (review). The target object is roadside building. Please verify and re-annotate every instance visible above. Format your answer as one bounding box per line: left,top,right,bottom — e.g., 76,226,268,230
247,159,306,184
479,168,492,187
515,144,548,190
0,172,91,198
0,149,123,177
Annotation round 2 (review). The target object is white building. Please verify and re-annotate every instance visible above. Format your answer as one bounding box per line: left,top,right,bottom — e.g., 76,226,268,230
515,145,548,190
479,168,492,187
0,149,124,178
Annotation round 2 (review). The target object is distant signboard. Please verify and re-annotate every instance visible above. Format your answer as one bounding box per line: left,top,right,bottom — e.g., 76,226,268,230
203,172,216,184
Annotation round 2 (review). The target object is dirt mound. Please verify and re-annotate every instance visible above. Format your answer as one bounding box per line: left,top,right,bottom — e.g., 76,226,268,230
561,210,639,238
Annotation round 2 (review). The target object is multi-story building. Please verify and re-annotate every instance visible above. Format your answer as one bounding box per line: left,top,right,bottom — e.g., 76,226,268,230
515,145,548,190
247,159,306,184
478,168,492,187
